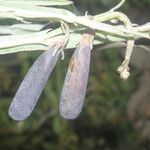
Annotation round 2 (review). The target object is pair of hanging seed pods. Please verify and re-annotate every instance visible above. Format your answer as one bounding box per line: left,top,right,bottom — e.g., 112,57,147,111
8,28,95,121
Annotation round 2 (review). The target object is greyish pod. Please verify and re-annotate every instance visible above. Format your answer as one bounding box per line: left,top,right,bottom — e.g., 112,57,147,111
59,29,95,119
9,44,62,121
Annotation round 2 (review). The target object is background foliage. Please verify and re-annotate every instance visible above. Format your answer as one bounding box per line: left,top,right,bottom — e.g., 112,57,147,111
0,0,150,149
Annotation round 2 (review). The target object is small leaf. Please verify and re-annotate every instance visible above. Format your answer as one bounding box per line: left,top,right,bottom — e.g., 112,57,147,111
3,0,73,7
0,29,50,49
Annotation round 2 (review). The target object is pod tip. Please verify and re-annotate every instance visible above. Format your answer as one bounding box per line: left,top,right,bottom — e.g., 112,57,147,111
8,106,27,121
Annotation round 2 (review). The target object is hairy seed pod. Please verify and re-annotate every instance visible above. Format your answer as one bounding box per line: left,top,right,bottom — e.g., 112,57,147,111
59,29,95,119
9,44,62,121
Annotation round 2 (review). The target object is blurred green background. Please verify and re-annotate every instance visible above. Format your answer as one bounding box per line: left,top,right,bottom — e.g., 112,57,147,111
0,0,150,149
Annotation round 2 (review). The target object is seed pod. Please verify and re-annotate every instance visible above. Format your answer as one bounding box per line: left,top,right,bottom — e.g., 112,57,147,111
9,44,62,121
59,29,95,119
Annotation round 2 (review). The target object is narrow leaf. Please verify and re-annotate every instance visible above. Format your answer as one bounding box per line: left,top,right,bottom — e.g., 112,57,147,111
3,0,73,7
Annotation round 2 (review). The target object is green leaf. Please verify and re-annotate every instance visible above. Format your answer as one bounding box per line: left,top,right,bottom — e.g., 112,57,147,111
0,24,44,34
0,1,76,22
3,0,73,7
0,29,50,49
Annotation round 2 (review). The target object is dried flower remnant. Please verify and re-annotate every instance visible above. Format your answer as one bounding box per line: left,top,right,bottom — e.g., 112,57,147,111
117,37,134,80
9,42,64,121
59,29,95,119
117,64,130,80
